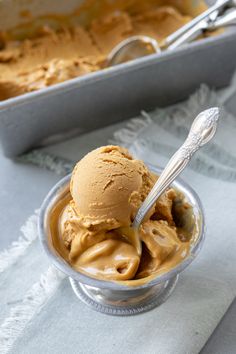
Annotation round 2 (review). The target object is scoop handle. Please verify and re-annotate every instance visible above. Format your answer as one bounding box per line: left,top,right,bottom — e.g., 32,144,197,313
168,6,236,50
132,107,220,229
167,20,208,51
165,0,231,46
211,7,236,28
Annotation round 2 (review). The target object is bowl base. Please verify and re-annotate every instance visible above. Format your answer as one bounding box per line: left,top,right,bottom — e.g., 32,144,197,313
70,275,179,316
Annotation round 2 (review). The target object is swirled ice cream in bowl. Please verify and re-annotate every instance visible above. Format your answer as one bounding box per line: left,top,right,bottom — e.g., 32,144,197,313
39,145,205,315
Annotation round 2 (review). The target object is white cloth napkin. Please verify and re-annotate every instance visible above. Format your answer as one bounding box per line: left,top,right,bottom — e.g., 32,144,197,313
0,85,236,354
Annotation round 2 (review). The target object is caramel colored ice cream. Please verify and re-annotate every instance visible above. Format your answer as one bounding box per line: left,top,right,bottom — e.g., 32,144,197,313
0,26,102,100
0,0,208,101
70,145,155,228
90,7,191,54
50,146,195,284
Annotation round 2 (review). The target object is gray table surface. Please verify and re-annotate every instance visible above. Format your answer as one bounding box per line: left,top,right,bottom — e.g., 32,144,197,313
1,96,235,354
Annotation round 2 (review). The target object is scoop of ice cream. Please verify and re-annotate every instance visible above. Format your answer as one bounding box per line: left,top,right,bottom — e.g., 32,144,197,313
56,145,191,282
70,145,155,229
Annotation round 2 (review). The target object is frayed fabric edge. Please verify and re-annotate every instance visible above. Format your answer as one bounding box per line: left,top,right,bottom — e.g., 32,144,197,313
0,211,39,274
0,266,65,354
109,114,152,147
18,150,74,176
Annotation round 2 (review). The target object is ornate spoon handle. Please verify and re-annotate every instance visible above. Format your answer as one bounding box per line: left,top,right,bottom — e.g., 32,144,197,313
132,107,220,229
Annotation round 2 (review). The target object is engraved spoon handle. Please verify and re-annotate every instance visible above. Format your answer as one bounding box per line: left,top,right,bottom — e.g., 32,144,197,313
132,107,220,229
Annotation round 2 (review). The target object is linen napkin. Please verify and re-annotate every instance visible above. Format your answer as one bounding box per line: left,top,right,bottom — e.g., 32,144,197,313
0,85,236,354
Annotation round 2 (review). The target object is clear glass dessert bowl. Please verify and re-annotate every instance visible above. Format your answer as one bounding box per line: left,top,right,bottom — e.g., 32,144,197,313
38,164,205,316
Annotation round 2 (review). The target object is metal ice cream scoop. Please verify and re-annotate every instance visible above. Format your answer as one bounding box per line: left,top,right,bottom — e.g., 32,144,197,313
106,0,234,66
132,107,220,233
168,7,236,50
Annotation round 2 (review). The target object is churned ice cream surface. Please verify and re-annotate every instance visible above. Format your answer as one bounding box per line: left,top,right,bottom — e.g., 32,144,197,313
0,1,196,100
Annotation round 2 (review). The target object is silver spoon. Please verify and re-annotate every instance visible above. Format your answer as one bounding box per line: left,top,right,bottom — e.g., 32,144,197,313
132,107,220,235
107,0,233,66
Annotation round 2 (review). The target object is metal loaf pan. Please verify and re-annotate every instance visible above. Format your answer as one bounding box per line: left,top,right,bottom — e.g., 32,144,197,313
0,0,236,157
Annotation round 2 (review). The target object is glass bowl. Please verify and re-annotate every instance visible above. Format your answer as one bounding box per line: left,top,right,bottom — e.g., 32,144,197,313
38,164,205,316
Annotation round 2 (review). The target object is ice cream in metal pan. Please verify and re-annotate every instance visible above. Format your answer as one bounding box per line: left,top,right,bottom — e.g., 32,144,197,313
107,1,236,66
0,0,228,101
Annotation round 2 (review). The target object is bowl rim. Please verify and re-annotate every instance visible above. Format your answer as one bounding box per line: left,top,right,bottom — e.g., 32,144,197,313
38,163,205,291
